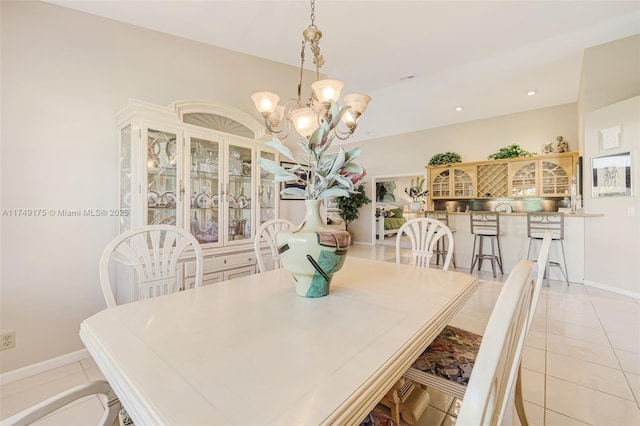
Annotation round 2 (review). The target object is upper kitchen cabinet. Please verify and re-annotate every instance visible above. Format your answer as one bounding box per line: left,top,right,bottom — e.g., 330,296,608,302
508,152,576,197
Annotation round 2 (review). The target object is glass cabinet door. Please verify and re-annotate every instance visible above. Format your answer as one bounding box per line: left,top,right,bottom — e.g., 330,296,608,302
189,137,221,245
146,128,179,226
258,150,277,225
226,143,253,244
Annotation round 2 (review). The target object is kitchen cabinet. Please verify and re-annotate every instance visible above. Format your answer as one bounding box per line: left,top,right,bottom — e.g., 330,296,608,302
430,165,476,199
428,152,577,201
509,153,575,197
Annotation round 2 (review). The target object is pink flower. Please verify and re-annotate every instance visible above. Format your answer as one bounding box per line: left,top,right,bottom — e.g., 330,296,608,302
341,169,366,185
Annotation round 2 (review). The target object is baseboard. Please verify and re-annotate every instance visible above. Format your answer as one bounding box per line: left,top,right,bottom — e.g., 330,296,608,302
0,349,90,385
583,279,640,299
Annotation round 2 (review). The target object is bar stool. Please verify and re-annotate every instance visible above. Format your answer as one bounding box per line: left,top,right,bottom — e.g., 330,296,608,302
423,210,456,268
527,212,569,286
469,211,503,278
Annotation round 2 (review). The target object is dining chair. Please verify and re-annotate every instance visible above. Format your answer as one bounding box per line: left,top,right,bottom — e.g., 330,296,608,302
404,231,552,426
395,218,454,270
527,212,569,286
254,218,295,272
469,211,504,278
99,225,203,426
423,210,456,267
2,380,121,426
99,224,203,307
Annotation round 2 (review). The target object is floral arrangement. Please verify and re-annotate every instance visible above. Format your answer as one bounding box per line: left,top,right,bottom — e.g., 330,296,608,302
404,177,428,202
257,101,366,200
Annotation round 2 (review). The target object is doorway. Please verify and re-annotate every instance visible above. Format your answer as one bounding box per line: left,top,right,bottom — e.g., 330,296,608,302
370,172,426,247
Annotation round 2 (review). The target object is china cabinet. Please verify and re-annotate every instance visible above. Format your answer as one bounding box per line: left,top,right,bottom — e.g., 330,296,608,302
116,99,277,286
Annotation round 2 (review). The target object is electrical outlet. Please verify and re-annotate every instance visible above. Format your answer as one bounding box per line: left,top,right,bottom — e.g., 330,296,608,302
1,331,16,351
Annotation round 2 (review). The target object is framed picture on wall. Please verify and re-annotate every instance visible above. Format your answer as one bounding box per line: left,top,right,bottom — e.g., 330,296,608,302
280,161,309,200
592,152,632,197
326,198,339,211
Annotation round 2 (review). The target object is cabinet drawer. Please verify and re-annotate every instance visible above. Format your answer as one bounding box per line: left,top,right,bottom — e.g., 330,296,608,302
185,252,257,276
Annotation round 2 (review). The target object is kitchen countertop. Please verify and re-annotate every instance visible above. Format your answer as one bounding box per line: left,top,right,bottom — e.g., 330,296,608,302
446,212,603,217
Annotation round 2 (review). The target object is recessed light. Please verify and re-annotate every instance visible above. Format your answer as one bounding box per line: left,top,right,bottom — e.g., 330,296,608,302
455,106,464,111
527,90,537,96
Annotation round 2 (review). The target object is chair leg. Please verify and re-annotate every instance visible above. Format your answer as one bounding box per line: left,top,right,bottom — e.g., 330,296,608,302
559,240,570,286
495,236,504,274
470,235,479,274
515,365,530,426
527,238,533,260
477,236,484,271
490,237,497,278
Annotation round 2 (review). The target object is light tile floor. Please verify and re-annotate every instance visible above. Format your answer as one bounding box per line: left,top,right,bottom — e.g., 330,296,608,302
1,244,639,425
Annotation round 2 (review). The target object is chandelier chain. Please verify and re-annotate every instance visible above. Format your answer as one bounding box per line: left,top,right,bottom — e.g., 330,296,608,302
310,0,316,27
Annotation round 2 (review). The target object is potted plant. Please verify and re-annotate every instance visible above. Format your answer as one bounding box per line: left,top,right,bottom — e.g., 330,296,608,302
336,183,371,236
488,144,536,159
404,177,428,212
428,152,462,167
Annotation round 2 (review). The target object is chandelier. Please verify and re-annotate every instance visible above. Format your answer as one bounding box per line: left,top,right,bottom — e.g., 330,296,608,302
251,0,371,140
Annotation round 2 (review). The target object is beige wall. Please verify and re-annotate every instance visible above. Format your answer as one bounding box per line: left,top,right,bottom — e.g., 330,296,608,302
579,35,640,297
0,1,313,373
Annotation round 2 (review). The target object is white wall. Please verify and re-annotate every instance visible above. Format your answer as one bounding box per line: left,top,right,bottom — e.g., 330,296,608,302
0,1,314,373
583,96,640,297
347,104,579,244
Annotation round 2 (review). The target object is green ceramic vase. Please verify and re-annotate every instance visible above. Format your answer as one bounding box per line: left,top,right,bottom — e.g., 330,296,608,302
276,200,350,297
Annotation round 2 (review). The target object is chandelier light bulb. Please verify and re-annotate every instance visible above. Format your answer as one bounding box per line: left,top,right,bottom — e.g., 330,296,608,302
311,80,345,105
343,93,371,117
290,107,320,139
251,92,280,117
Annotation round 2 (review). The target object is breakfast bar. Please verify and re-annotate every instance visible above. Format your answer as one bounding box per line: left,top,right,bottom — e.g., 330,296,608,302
445,212,602,283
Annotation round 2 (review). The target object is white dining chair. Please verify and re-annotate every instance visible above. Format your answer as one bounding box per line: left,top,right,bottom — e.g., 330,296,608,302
254,218,295,272
395,218,455,270
2,380,120,426
99,224,203,307
403,232,552,426
98,225,203,426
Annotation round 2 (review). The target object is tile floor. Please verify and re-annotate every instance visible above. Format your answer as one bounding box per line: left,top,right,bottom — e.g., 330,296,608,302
1,244,639,425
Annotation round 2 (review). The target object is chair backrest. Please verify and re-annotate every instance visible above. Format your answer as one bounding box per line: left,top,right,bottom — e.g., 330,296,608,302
423,210,449,225
395,218,454,270
99,224,203,307
456,232,551,425
527,212,564,240
2,380,120,426
254,219,295,272
470,211,500,235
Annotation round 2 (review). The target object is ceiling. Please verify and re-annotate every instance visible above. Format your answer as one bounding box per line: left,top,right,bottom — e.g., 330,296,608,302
46,1,640,143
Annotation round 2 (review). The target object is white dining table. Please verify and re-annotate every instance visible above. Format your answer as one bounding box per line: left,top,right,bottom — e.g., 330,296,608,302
80,257,478,426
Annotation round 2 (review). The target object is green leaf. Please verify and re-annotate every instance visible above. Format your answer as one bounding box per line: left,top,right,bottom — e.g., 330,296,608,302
257,158,288,175
318,187,350,199
333,174,353,189
329,147,346,176
273,173,299,183
264,140,295,162
341,163,363,173
280,187,306,197
343,147,361,163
